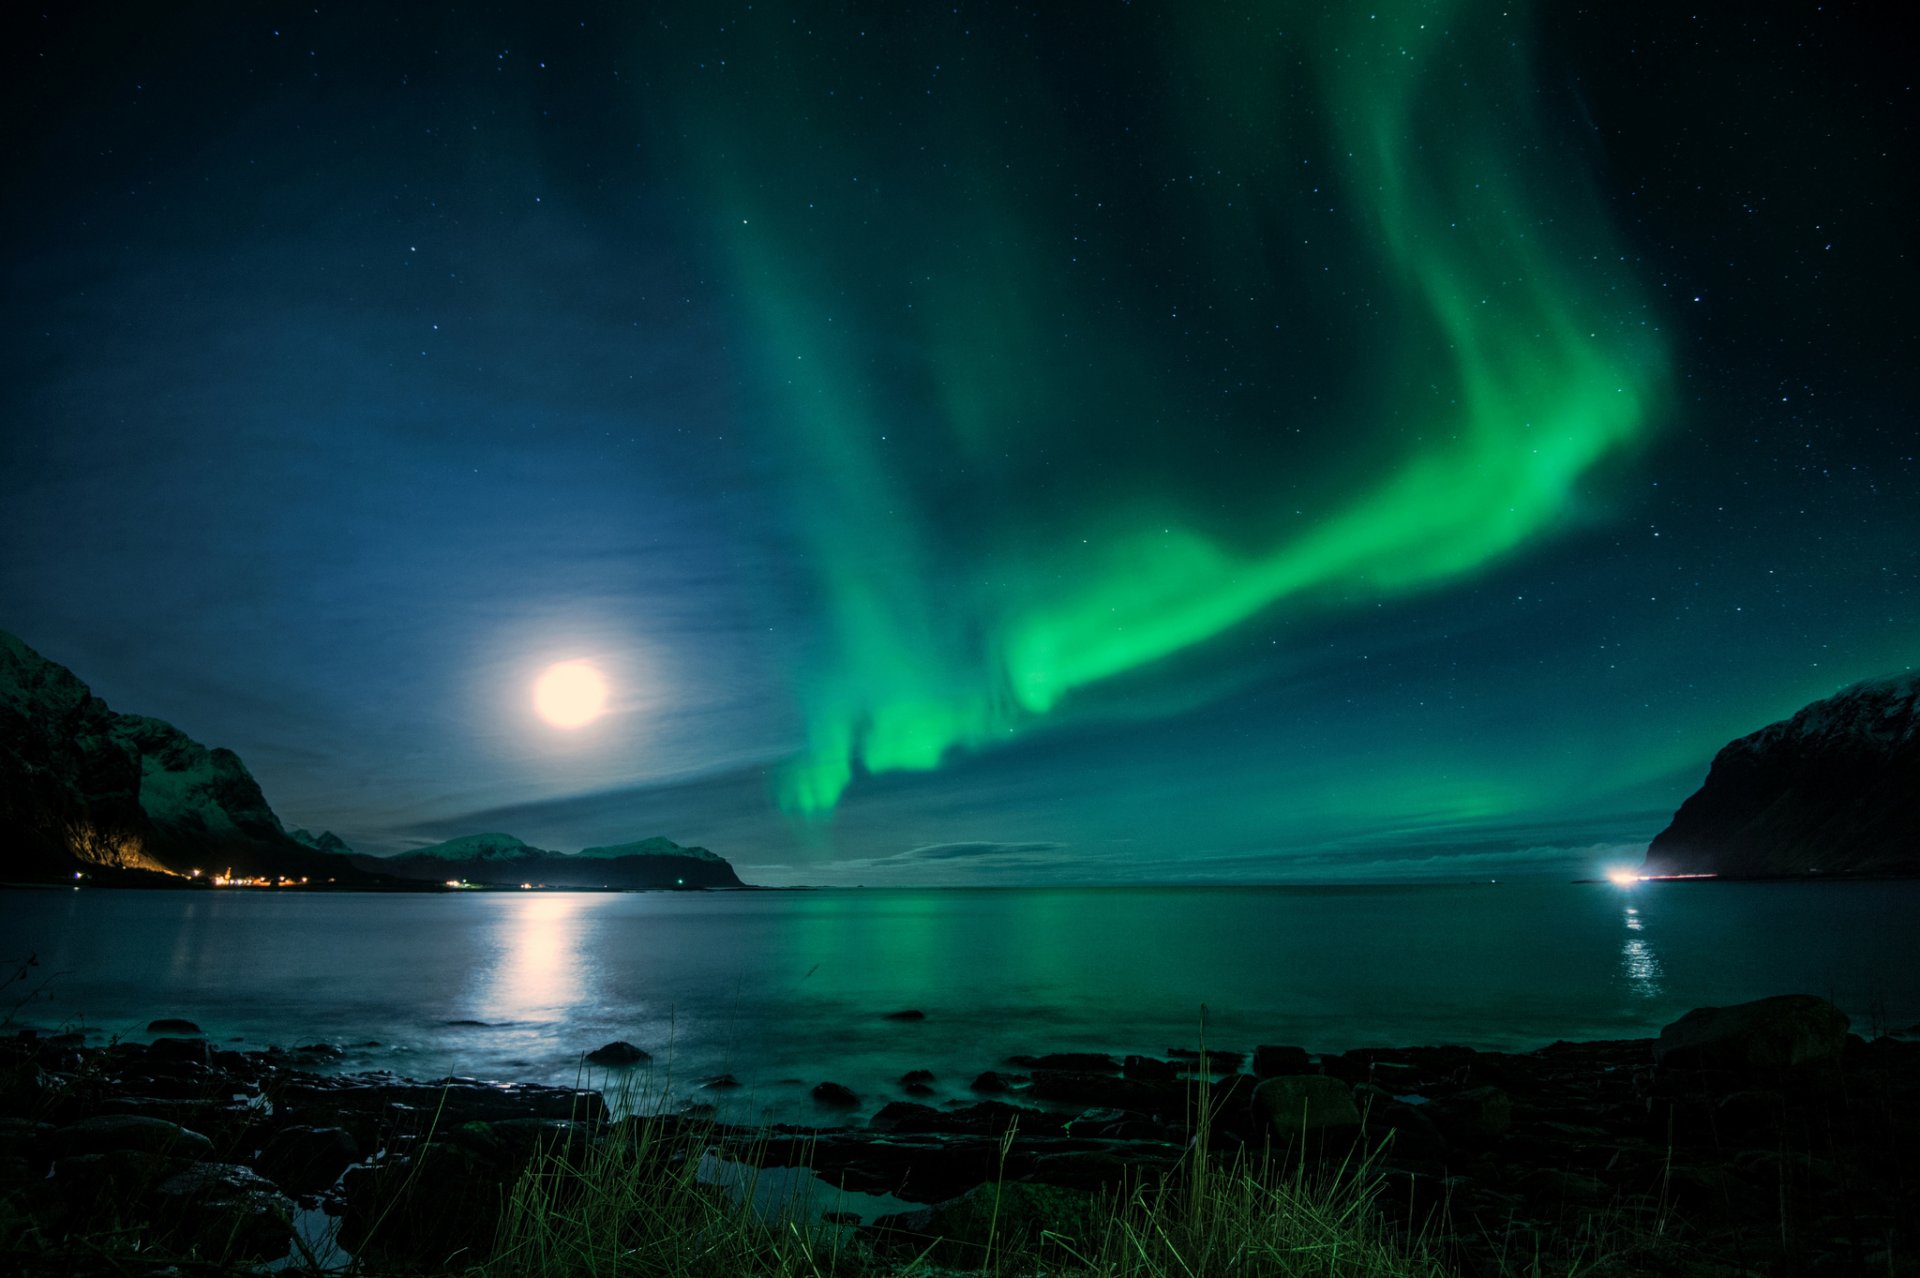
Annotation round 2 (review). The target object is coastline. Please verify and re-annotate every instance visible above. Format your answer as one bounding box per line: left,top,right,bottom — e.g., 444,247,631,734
4,994,1916,1276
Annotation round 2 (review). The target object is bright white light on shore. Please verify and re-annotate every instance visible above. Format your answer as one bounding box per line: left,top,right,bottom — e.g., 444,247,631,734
1606,867,1641,887
533,660,609,728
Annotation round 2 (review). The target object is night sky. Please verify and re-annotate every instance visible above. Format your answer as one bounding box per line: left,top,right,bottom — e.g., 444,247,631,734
3,2,1912,884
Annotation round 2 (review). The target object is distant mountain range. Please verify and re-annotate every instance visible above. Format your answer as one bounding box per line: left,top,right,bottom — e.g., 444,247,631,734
1643,672,1919,877
0,630,744,889
345,830,742,889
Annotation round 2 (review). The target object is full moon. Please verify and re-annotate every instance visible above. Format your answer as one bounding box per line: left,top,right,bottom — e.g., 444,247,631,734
532,660,609,728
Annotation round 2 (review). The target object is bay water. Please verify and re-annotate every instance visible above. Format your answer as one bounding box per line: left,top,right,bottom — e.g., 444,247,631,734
6,881,1915,1123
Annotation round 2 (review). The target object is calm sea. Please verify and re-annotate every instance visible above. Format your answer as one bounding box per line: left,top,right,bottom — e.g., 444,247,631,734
5,882,1916,1122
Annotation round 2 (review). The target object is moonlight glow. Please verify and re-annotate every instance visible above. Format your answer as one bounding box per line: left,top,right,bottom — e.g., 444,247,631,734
532,661,610,729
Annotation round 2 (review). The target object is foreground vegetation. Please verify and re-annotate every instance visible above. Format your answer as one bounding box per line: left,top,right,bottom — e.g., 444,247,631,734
469,1116,1449,1278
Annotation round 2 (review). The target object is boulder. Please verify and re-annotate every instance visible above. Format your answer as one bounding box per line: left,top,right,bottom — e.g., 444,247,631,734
1006,1052,1118,1072
1426,1085,1512,1145
1253,1045,1312,1077
146,1018,203,1035
1123,1055,1178,1082
969,1070,1021,1093
899,1068,936,1095
1251,1075,1361,1141
51,1113,214,1160
1655,995,1850,1071
870,1180,1097,1264
257,1124,361,1193
584,1040,651,1066
151,1161,296,1260
882,1009,927,1021
147,1036,213,1066
812,1081,860,1107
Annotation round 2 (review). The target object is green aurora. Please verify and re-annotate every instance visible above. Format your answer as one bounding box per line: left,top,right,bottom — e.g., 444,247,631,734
664,0,1667,816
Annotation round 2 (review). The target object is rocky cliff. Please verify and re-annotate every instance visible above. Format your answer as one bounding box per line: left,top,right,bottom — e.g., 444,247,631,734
0,630,361,883
1644,672,1919,877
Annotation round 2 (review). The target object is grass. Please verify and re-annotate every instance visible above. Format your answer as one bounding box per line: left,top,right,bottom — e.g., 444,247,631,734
459,1071,1453,1278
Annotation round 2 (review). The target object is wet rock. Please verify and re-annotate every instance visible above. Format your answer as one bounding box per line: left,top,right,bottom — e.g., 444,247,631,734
812,1081,860,1107
1123,1054,1178,1082
1251,1075,1361,1141
882,1009,927,1021
1655,994,1850,1071
274,1076,609,1126
869,1100,1063,1137
257,1124,360,1193
1427,1085,1511,1146
1023,1070,1179,1114
1167,1047,1245,1074
51,1113,214,1160
700,1073,741,1089
970,1070,1021,1093
146,1018,202,1035
584,1040,651,1066
152,1161,296,1260
147,1035,213,1066
899,1068,936,1095
870,1180,1097,1264
292,1042,346,1060
1006,1051,1118,1072
1253,1044,1312,1077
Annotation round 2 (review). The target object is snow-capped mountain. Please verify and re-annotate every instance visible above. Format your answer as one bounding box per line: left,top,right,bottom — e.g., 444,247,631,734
361,831,743,888
1644,672,1919,877
0,630,366,882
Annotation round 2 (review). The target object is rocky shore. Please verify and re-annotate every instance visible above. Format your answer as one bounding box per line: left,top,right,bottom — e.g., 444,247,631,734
3,995,1916,1276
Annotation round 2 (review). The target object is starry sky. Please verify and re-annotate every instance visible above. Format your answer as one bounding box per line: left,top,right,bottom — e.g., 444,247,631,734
3,1,1913,884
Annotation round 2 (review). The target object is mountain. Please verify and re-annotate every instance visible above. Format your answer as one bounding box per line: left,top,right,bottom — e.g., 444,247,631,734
393,832,544,863
0,630,369,884
1643,672,1920,877
290,828,354,856
358,832,745,889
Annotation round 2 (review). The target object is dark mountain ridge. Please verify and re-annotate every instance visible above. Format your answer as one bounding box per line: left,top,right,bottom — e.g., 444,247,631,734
1643,672,1919,877
0,631,747,889
348,830,743,889
0,631,369,883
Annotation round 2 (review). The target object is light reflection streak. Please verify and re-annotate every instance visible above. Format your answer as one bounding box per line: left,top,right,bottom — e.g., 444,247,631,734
1618,904,1663,999
486,895,587,1023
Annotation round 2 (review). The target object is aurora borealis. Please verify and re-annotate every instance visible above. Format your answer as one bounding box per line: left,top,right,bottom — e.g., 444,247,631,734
3,1,1913,881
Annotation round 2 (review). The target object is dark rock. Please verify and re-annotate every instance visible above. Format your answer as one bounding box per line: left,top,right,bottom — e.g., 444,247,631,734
147,1018,202,1035
147,1035,213,1066
870,1181,1096,1264
584,1040,651,1066
293,1042,346,1060
1251,1075,1361,1141
1425,1085,1511,1145
700,1073,741,1089
869,1100,1063,1137
1006,1052,1118,1072
1167,1047,1245,1073
883,1009,927,1021
257,1124,360,1193
812,1081,860,1107
1253,1044,1312,1077
1655,995,1850,1071
1123,1055,1178,1082
970,1070,1022,1093
1023,1070,1179,1114
274,1076,608,1126
51,1113,214,1160
152,1161,297,1259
